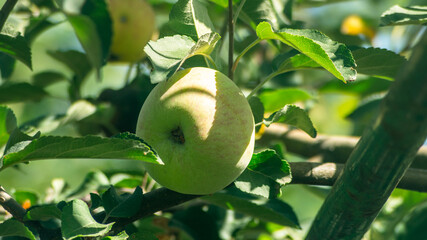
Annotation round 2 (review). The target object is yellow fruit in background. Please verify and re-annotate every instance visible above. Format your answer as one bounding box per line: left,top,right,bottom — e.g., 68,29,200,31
341,15,375,40
108,0,155,62
136,67,255,195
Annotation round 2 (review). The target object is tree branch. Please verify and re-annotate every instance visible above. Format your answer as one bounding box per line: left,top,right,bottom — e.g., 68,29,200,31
306,32,427,240
0,0,18,32
289,162,427,192
259,124,427,169
0,186,26,221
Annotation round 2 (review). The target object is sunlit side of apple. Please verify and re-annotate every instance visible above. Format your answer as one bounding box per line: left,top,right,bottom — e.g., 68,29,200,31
136,67,255,195
108,0,155,62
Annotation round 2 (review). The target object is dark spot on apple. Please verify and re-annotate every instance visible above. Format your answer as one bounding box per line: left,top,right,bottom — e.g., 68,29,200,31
171,127,185,144
120,15,128,23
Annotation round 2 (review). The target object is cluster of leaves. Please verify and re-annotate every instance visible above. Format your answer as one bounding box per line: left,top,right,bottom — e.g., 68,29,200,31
0,0,426,239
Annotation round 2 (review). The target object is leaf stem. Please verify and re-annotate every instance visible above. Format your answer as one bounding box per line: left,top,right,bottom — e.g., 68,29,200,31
0,0,17,32
201,53,218,70
228,0,234,80
232,38,262,74
246,70,280,99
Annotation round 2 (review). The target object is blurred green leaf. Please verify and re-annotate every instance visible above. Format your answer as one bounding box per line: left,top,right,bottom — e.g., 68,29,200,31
241,0,283,30
111,174,142,188
0,34,32,70
170,206,221,240
257,22,356,82
102,186,143,218
32,71,68,88
259,88,312,112
66,171,110,199
264,105,317,138
0,82,48,104
48,50,91,80
0,52,15,79
169,0,215,39
249,96,264,125
81,0,113,64
1,134,160,170
320,77,391,97
0,219,36,240
13,190,39,206
0,106,17,147
25,204,62,221
380,5,427,26
25,15,59,43
102,231,129,240
352,48,407,80
61,199,113,240
396,201,427,240
67,14,103,77
203,186,300,228
145,35,195,83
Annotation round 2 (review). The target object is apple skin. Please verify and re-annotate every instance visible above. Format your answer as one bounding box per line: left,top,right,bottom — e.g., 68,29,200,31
136,67,255,195
108,0,155,62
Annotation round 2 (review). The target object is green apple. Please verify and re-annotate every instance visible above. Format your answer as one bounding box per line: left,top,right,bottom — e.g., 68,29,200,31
108,0,155,62
136,67,255,194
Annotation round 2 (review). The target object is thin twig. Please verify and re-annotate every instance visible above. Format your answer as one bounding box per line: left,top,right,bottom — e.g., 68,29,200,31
0,0,18,32
228,0,234,80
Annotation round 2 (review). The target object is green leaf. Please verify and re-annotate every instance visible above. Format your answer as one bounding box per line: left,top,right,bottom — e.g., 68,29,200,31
61,199,113,240
0,106,17,147
320,77,391,97
67,14,103,76
66,171,110,199
169,0,215,39
2,127,41,165
1,134,160,170
24,15,58,43
248,96,265,133
81,0,113,64
264,105,317,138
259,88,312,112
0,219,36,240
256,22,356,82
144,35,195,83
352,48,407,80
248,150,292,186
235,149,291,199
241,0,283,30
0,82,48,104
275,53,324,74
102,231,129,240
102,186,143,218
32,71,68,87
48,50,92,80
203,186,300,228
90,193,103,210
14,190,39,206
0,52,16,79
380,5,427,26
170,206,221,240
0,34,32,70
25,204,62,221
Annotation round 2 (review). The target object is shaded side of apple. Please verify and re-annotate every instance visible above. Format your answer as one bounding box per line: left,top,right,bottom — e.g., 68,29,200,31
108,0,155,62
136,67,255,195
